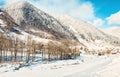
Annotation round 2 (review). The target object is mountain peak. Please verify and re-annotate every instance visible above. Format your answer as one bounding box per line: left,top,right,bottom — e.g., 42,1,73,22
17,1,33,7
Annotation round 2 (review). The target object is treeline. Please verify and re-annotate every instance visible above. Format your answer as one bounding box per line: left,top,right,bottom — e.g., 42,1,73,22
0,34,80,64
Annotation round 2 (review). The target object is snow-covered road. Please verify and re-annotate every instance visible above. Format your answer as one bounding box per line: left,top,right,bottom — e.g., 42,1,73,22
0,55,120,77
65,57,112,77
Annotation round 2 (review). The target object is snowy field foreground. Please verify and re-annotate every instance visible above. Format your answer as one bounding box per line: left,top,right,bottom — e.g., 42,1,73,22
0,54,120,77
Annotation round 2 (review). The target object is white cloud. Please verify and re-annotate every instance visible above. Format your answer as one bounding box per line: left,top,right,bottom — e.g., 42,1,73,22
107,11,120,25
71,2,95,21
93,18,104,27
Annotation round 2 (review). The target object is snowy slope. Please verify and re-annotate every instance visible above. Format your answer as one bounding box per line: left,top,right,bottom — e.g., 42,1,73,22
51,14,120,50
102,26,120,38
0,11,59,44
51,14,106,40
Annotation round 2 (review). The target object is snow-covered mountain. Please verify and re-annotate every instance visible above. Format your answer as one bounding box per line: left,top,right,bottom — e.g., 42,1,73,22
51,14,120,50
0,1,77,41
0,1,119,51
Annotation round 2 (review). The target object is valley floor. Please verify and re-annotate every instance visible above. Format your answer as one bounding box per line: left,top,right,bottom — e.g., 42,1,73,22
0,54,120,77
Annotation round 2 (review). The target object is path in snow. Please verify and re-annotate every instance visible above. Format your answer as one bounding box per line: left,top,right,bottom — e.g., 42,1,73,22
65,56,112,77
0,55,117,77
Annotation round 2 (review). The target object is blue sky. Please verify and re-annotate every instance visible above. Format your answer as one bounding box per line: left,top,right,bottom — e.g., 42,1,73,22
0,0,120,28
83,0,120,18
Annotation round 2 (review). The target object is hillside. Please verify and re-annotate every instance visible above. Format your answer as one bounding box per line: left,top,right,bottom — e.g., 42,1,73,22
102,27,120,38
51,14,120,50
